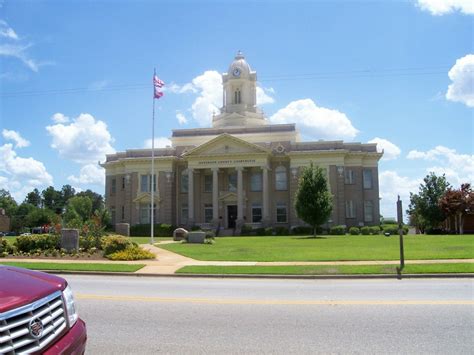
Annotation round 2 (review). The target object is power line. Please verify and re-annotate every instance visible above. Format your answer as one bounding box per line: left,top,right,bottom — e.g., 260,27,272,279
1,66,453,98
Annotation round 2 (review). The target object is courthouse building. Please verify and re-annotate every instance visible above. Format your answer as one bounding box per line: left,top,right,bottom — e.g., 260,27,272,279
101,52,382,232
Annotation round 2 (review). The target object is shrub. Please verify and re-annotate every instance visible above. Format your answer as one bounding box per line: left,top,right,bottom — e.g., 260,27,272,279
329,225,346,235
15,234,60,253
255,227,266,236
106,246,155,261
370,226,380,235
349,227,360,235
291,226,313,235
129,223,175,237
274,226,289,236
240,224,253,236
382,225,408,235
101,235,133,256
265,227,274,236
360,226,371,235
0,238,8,256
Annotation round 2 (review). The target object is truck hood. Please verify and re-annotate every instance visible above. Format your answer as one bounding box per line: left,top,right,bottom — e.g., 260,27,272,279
0,266,66,313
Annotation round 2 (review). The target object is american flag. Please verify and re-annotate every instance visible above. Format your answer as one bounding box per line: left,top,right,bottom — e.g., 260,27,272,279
153,74,164,99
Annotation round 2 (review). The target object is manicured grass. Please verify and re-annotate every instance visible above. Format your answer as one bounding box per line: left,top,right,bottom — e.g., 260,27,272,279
0,261,145,272
176,263,474,275
160,235,474,262
130,236,172,244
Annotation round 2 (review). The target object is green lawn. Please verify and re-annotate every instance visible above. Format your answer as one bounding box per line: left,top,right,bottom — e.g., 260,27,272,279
0,261,145,272
131,236,172,244
160,235,474,262
177,263,474,275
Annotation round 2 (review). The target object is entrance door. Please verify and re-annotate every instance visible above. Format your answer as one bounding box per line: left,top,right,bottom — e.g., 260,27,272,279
227,205,237,228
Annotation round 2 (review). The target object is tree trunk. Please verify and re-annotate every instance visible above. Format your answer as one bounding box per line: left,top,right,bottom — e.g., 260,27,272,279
459,213,464,235
313,225,317,238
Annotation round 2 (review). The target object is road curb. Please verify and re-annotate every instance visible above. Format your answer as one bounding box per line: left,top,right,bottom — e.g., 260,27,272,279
45,270,474,280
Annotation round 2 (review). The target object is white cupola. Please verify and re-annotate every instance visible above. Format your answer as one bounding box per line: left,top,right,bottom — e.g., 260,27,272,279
212,51,266,128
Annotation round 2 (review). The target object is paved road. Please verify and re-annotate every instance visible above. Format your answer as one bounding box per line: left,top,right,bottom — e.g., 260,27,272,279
65,275,473,354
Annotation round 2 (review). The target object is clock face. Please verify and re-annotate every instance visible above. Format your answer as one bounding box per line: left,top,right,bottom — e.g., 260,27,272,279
232,67,241,77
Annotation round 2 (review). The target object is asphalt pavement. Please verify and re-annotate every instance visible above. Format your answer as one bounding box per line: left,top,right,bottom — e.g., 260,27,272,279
65,275,474,354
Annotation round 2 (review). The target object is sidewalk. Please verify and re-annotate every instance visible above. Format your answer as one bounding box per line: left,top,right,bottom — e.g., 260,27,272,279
2,242,473,275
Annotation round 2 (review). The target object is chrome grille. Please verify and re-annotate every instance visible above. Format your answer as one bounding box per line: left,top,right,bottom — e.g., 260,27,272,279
0,291,66,354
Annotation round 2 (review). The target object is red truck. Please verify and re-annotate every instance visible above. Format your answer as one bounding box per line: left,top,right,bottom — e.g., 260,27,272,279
0,266,87,354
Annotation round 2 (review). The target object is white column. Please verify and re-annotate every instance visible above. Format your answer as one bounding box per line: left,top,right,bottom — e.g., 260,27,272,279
262,166,269,221
212,168,219,221
237,167,243,220
188,168,194,224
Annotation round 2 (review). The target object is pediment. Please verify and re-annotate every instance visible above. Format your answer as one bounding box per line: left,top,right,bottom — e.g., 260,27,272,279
133,192,160,203
183,133,270,157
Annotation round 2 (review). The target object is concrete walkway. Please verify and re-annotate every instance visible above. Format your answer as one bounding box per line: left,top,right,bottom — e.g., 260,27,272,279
2,242,473,275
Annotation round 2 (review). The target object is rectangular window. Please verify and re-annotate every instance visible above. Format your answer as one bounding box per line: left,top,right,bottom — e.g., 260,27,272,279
228,173,237,192
141,175,156,193
139,203,156,224
345,169,354,184
204,175,212,193
252,204,262,223
204,203,213,223
121,205,125,221
181,203,188,224
364,200,374,222
345,200,355,218
110,207,116,225
276,203,287,223
111,178,116,194
250,172,262,192
181,173,188,193
363,169,373,189
275,168,288,191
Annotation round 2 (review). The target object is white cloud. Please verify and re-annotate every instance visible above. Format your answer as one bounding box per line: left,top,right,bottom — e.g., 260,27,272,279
407,145,474,185
368,137,401,160
166,82,197,94
256,86,275,105
189,71,223,127
269,98,359,140
0,20,18,40
0,43,38,72
176,112,188,125
2,129,30,148
89,80,108,91
46,113,115,164
446,54,474,107
51,112,70,123
144,137,172,148
0,143,53,201
68,164,104,185
416,0,474,15
379,170,421,219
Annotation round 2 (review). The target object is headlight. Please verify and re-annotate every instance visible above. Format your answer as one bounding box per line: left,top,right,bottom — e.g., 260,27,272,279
62,285,78,327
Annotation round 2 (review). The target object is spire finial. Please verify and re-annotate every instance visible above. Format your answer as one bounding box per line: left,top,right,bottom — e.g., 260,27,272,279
235,50,244,59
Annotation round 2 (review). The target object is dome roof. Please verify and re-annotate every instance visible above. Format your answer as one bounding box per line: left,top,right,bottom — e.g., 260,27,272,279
227,51,252,77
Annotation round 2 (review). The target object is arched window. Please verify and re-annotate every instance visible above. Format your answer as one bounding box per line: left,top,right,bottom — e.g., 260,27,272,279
275,166,287,191
234,88,241,104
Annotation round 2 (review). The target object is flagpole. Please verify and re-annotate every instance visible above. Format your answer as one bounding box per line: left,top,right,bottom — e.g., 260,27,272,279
151,68,156,245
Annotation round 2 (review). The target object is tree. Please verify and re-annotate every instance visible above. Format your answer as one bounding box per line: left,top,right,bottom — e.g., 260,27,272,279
25,188,42,207
294,163,333,237
0,189,18,216
439,183,474,234
60,184,76,207
64,196,93,223
407,172,450,233
76,190,104,212
42,186,62,212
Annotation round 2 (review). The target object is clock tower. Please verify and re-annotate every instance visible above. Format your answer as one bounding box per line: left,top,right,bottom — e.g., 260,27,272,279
212,51,266,128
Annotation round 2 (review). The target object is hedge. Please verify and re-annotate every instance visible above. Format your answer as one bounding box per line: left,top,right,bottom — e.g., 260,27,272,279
14,234,60,253
129,223,175,237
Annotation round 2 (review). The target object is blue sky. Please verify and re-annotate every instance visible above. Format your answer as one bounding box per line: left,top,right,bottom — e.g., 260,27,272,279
1,0,473,218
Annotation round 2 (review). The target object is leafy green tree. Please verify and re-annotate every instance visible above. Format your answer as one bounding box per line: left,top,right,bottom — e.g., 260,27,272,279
76,189,104,212
42,186,62,212
25,208,56,228
25,188,42,207
0,189,18,216
64,196,93,223
294,163,333,237
60,184,76,207
11,203,35,231
407,172,450,233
